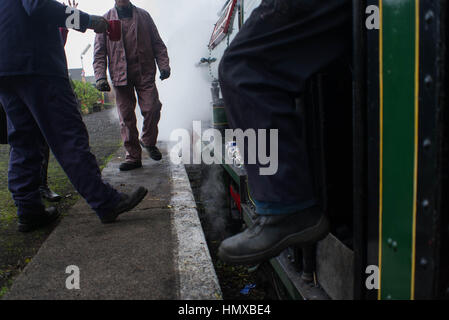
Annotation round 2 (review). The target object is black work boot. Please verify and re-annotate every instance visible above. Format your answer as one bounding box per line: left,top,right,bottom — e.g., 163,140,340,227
100,187,148,224
119,161,142,171
40,185,62,202
140,140,162,161
218,206,329,265
18,207,60,233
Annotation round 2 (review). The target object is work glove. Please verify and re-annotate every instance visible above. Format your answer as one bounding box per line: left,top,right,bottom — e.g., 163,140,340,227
160,69,171,81
88,15,109,34
96,79,111,92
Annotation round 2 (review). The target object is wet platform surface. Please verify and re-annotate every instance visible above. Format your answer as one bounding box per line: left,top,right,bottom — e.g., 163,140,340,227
3,143,221,300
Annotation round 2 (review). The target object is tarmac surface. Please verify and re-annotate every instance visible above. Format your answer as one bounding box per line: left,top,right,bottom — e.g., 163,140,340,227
3,143,221,300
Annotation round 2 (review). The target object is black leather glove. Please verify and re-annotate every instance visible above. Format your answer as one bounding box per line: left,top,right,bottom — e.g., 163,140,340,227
96,79,111,92
88,15,109,33
160,69,171,81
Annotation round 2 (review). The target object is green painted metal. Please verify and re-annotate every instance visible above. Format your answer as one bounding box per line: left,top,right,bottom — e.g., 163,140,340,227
222,163,241,187
269,259,304,300
213,104,228,128
379,0,417,300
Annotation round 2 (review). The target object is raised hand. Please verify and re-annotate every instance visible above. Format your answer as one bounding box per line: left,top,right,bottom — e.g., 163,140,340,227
68,0,79,8
63,0,78,8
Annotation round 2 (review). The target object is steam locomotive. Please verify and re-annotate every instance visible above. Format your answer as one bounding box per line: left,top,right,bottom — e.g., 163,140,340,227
200,0,449,300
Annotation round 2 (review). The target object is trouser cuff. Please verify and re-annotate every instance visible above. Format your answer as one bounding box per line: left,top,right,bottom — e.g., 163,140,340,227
254,199,317,215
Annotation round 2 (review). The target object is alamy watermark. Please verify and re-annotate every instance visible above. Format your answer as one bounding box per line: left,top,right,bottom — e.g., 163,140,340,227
65,7,80,30
65,265,80,290
169,121,279,176
366,265,379,290
366,5,380,30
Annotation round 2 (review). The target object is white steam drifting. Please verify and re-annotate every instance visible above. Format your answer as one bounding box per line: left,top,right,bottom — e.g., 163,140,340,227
136,0,225,141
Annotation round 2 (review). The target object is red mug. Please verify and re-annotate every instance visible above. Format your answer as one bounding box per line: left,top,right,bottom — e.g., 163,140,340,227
107,20,121,42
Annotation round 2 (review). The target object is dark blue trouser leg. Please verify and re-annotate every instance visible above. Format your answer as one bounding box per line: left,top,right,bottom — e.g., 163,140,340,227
218,0,351,214
1,93,46,216
0,76,121,218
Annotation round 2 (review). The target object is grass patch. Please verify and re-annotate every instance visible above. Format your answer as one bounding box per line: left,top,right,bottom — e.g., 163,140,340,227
99,153,117,171
0,154,15,225
0,285,10,299
0,190,16,225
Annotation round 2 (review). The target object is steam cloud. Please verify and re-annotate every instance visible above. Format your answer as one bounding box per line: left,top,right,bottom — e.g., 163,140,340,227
135,0,224,141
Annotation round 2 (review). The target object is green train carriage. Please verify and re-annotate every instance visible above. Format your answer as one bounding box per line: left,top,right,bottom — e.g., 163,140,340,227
204,0,449,300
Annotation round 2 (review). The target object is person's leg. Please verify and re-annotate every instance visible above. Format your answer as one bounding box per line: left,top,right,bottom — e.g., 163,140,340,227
9,75,123,218
39,141,62,202
135,81,162,161
217,0,351,264
114,83,143,169
0,86,60,231
0,91,46,215
220,0,351,213
0,76,148,230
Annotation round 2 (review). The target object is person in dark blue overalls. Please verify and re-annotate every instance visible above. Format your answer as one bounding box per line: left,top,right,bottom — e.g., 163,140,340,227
0,22,76,203
218,0,352,264
0,0,148,232
1,102,60,202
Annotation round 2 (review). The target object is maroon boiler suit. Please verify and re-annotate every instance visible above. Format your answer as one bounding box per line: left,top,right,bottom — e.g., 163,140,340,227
93,6,170,162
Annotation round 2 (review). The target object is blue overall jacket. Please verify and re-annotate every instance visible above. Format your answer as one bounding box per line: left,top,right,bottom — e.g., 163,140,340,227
0,0,90,79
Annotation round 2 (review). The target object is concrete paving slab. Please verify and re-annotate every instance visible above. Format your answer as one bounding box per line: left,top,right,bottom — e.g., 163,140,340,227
3,143,221,300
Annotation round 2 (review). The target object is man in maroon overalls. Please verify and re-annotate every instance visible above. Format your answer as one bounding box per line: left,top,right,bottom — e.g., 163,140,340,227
94,0,170,171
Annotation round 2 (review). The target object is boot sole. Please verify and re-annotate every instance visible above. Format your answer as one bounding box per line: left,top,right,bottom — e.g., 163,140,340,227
117,188,148,216
218,215,330,265
101,187,148,224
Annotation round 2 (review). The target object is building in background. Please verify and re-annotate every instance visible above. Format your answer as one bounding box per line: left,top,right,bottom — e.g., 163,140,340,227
68,68,84,82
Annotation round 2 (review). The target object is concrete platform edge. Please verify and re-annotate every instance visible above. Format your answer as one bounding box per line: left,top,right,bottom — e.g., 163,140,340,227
168,157,222,300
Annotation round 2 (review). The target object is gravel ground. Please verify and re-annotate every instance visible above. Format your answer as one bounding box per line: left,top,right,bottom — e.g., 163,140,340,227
0,107,122,297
